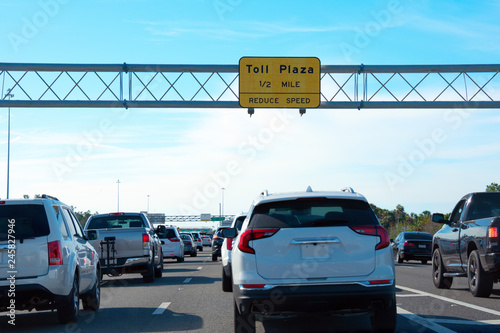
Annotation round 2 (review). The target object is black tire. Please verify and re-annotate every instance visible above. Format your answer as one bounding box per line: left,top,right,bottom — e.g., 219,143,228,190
177,256,184,263
396,250,403,264
222,267,232,292
199,247,203,252
82,268,100,311
143,260,156,283
234,300,255,333
191,251,197,257
432,248,452,289
468,250,493,297
421,260,428,265
57,275,79,324
212,254,217,261
155,253,164,278
370,296,397,333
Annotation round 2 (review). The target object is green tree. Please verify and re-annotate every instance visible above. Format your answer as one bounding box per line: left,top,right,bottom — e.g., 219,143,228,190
486,182,500,192
72,209,97,227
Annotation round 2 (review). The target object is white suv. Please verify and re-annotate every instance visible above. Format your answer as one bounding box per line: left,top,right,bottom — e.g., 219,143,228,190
221,213,246,292
0,195,100,324
223,188,396,332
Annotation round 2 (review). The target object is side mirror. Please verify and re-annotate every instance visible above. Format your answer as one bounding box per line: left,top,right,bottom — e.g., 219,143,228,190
432,213,449,224
161,240,165,245
86,230,98,240
221,228,237,238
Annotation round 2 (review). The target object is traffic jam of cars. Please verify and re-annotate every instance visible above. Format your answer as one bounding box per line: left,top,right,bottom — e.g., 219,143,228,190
0,188,499,332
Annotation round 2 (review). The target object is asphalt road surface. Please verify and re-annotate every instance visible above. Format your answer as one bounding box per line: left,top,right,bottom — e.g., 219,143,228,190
1,250,499,332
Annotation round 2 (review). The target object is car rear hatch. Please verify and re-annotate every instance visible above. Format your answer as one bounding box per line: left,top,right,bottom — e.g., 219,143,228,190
404,235,432,254
0,203,50,279
248,198,380,280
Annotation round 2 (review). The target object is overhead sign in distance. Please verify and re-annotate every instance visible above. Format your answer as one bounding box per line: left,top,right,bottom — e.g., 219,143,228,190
211,216,225,221
239,57,321,108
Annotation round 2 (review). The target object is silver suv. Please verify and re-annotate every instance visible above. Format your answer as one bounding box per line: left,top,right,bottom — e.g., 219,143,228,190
223,187,396,332
0,195,100,324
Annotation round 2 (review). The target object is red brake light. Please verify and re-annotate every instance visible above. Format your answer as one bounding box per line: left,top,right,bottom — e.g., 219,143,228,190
368,280,391,285
403,241,415,247
48,241,63,265
0,201,5,204
169,237,180,242
238,229,279,254
227,239,233,251
489,227,498,238
142,233,150,245
108,212,124,216
242,284,266,288
350,226,390,250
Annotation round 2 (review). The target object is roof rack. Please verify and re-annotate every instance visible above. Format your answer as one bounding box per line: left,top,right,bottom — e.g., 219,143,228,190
341,187,355,193
260,190,269,196
41,194,59,200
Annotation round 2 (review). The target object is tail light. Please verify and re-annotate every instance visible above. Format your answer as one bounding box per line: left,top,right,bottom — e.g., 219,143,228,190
227,239,233,251
403,241,415,247
48,241,63,265
487,218,500,250
108,212,124,216
185,241,192,246
142,233,150,247
169,237,180,242
238,229,279,254
350,226,390,250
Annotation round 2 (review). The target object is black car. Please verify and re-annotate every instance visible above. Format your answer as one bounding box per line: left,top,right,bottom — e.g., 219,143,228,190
211,227,228,261
392,231,433,264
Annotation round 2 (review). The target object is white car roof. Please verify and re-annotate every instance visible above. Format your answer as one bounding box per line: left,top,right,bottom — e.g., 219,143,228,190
252,189,367,206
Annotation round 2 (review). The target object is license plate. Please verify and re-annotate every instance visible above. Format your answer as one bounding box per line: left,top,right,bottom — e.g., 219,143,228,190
301,244,329,259
419,244,426,248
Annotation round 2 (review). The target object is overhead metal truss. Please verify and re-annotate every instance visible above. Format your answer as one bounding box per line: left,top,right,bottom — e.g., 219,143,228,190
1,63,500,109
165,215,234,223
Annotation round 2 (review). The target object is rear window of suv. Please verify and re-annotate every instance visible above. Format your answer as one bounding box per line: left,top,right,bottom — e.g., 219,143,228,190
0,204,50,241
250,198,378,228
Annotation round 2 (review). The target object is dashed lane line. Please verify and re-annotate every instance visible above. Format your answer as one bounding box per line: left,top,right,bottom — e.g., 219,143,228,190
397,285,500,317
152,302,171,315
183,278,192,283
397,307,457,333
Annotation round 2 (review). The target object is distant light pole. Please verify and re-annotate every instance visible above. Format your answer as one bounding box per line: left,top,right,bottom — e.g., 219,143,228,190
5,89,13,199
116,179,121,211
221,187,225,217
147,194,150,212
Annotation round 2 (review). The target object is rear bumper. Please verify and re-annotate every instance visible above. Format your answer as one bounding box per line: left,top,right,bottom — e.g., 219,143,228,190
0,284,69,311
100,256,151,274
485,252,500,273
401,252,432,261
233,282,395,316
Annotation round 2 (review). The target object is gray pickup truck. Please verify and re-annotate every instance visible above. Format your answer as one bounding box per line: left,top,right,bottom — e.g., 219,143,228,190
84,212,163,283
432,192,500,297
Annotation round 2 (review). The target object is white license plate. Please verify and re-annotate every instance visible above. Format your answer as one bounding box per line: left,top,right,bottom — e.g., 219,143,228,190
301,244,329,259
419,244,426,248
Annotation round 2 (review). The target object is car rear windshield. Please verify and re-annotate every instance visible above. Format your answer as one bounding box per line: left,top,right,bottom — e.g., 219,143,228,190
87,215,145,229
466,192,500,220
0,204,50,241
404,232,432,240
157,228,177,239
249,198,378,229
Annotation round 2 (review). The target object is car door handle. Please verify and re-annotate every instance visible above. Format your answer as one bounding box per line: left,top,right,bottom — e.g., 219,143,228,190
452,228,459,232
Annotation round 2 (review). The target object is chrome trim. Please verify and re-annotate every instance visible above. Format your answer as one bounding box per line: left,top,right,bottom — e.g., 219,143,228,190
290,238,340,245
124,257,149,267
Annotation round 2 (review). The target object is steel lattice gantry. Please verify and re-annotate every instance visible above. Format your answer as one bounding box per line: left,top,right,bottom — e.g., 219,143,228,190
1,63,500,109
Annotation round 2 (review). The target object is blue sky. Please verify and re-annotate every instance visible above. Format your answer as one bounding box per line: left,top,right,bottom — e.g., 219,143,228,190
1,0,500,226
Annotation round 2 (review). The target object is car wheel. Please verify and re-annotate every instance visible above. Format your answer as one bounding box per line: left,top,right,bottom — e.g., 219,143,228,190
234,300,255,333
191,251,197,257
155,252,164,278
222,268,232,292
468,250,493,297
143,259,156,283
177,256,185,263
370,295,396,333
396,250,403,264
57,275,79,324
199,246,203,252
82,268,101,311
432,248,452,289
212,254,217,261
421,260,428,265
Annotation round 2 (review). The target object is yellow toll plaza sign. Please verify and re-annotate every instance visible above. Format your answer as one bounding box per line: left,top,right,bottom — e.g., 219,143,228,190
239,57,321,108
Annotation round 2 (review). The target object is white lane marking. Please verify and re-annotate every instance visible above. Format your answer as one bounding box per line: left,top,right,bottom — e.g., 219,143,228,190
397,307,457,333
432,318,500,326
197,266,202,270
397,294,427,297
152,302,171,315
397,285,500,317
183,278,192,283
